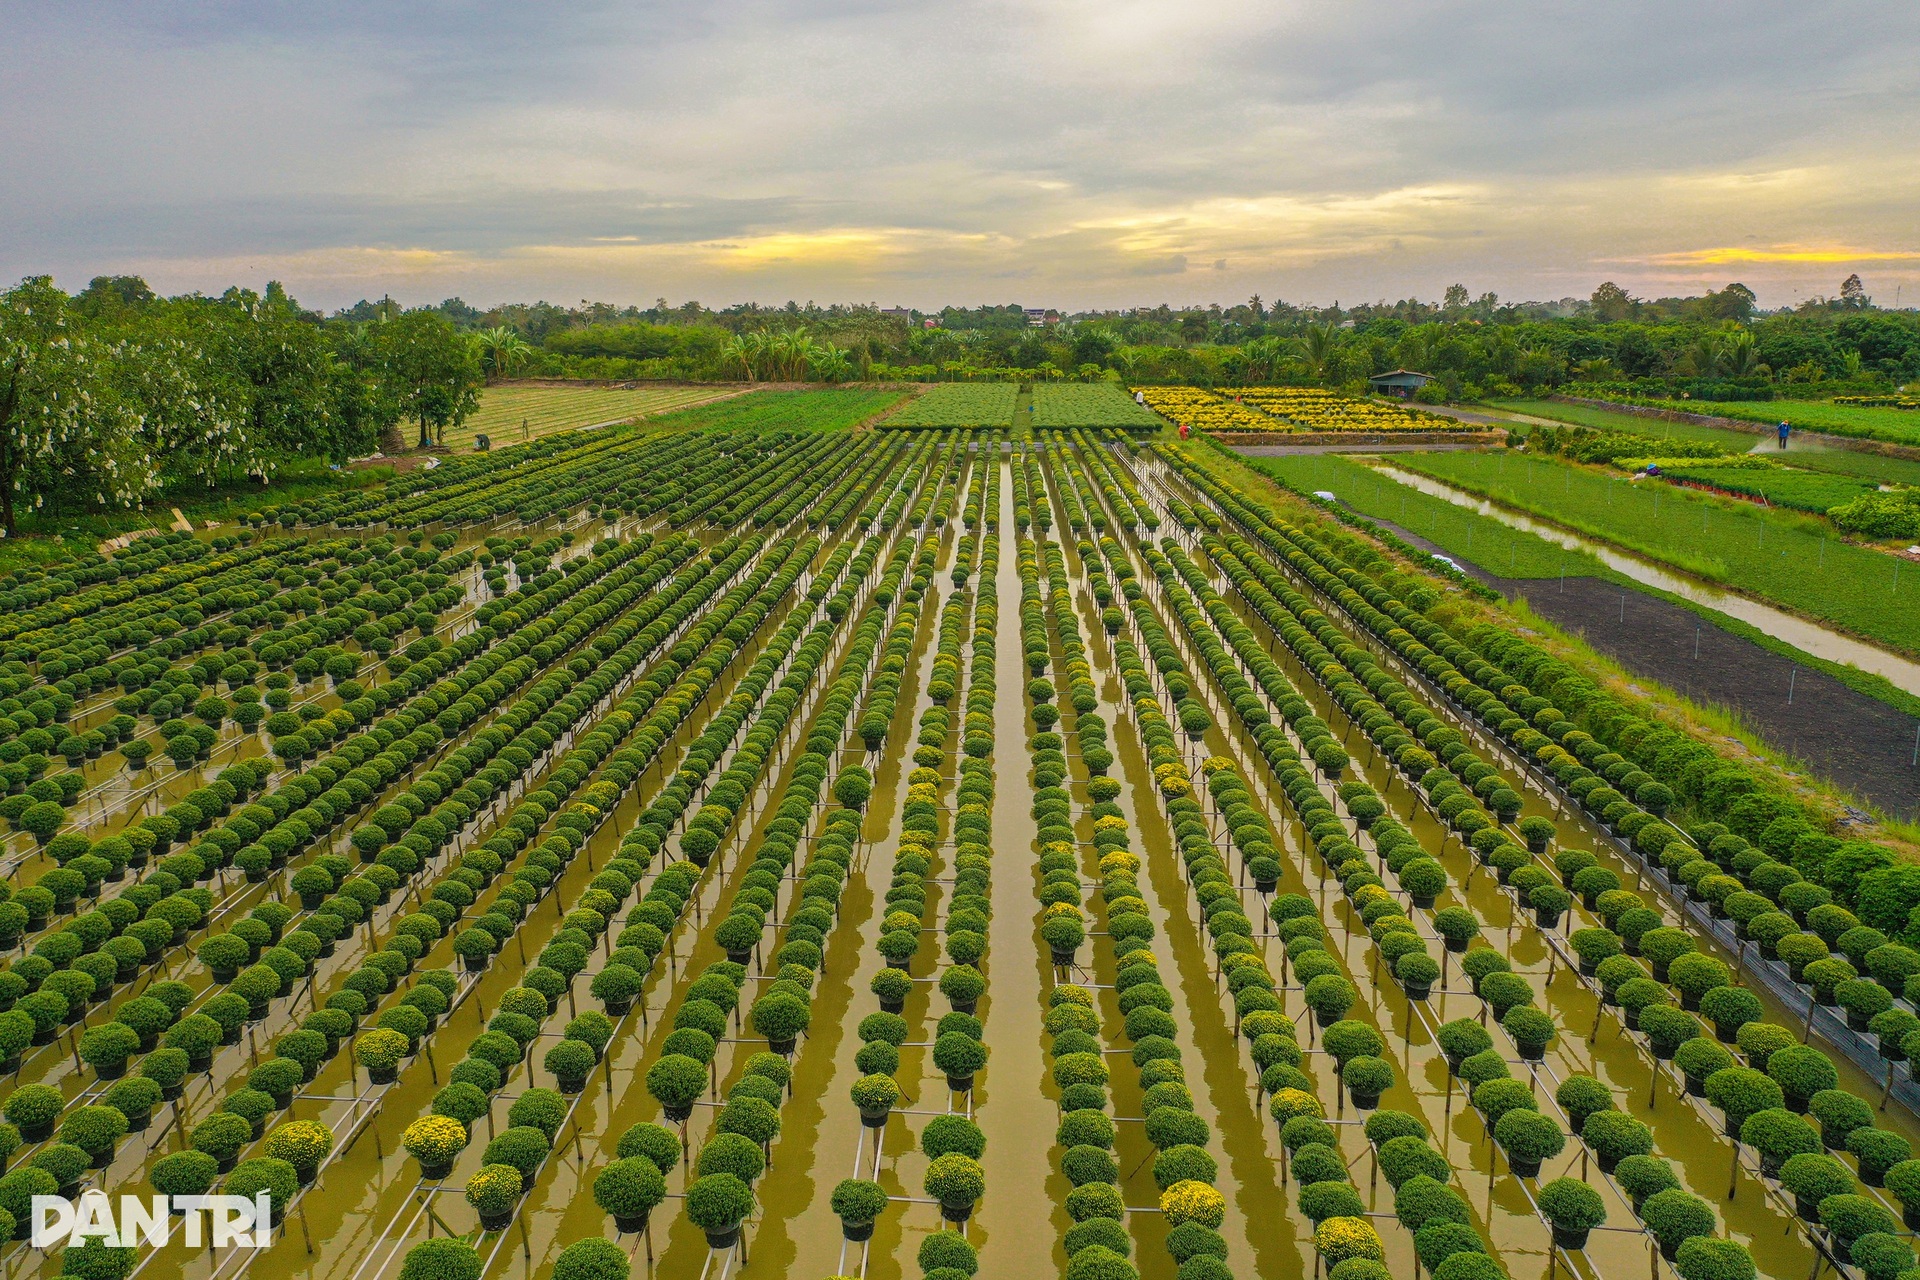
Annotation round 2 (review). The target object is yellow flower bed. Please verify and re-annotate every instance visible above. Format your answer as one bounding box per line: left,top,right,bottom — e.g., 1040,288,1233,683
1315,1216,1386,1263
1161,1179,1227,1228
1135,386,1282,433
1239,386,1451,431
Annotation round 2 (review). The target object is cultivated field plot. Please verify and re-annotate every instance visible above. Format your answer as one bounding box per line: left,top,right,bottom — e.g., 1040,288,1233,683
881,383,1019,428
1395,449,1920,656
1134,386,1275,432
1239,386,1459,431
1633,397,1920,448
3,413,1917,1280
1029,383,1164,431
452,384,730,448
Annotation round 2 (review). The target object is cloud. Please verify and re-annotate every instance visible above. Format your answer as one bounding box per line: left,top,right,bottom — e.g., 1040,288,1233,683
3,1,1916,309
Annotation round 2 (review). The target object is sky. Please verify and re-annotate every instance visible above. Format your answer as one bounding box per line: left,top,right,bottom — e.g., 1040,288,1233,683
5,1,1919,314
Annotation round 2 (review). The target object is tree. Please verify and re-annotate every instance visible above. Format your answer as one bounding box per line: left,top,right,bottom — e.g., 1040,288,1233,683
1443,284,1470,314
476,327,530,381
376,311,482,448
1590,282,1634,323
0,278,122,534
215,285,339,458
1297,323,1339,380
1841,274,1869,308
1706,283,1757,323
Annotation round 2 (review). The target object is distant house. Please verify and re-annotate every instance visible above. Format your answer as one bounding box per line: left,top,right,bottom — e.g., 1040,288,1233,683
1368,369,1435,399
1024,308,1059,328
880,307,914,322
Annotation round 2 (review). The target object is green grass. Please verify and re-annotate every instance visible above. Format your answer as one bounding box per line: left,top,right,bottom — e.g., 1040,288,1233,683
1501,398,1920,488
635,387,907,431
1245,454,1602,579
1030,383,1162,430
457,383,730,448
1660,465,1876,514
1394,449,1920,657
1638,396,1920,446
880,383,1018,428
1243,447,1920,722
1493,399,1758,449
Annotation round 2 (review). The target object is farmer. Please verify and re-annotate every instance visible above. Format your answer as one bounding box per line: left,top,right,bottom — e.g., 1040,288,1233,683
1777,419,1790,450
1178,422,1190,440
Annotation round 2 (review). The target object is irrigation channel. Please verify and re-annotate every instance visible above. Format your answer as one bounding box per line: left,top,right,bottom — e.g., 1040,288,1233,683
5,421,1920,1280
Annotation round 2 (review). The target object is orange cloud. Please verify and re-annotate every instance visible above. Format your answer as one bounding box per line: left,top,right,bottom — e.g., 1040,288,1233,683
1640,244,1920,266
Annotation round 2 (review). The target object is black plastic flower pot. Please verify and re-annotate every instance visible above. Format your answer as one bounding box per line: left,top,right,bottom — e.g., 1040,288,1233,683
704,1226,741,1250
602,997,633,1018
1254,877,1278,894
1506,1155,1542,1178
556,1073,588,1095
1551,1225,1591,1251
1444,936,1470,954
210,965,239,985
480,1209,515,1232
368,1064,399,1085
1535,909,1563,930
1683,1074,1708,1098
187,1048,214,1072
946,1073,975,1093
1402,981,1433,1002
726,948,753,966
87,1144,116,1170
879,997,905,1014
418,1158,456,1181
949,998,977,1016
1846,1008,1873,1032
1515,1041,1548,1063
93,1059,128,1080
664,1102,694,1124
615,1211,652,1234
860,1107,890,1129
1050,947,1077,966
1348,1090,1380,1112
1794,1194,1822,1223
1411,893,1438,911
941,1201,974,1224
1597,1151,1623,1175
841,1218,875,1243
768,1038,797,1057
18,1119,53,1145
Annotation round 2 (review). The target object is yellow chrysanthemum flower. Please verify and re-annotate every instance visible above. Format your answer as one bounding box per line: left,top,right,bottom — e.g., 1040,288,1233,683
1161,1179,1227,1229
1314,1216,1385,1263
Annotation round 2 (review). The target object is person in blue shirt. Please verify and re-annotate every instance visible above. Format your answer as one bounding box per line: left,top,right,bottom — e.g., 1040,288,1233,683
1778,420,1790,449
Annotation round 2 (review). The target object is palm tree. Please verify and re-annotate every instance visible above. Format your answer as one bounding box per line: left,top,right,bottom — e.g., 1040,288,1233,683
1297,323,1339,380
1243,336,1286,383
720,334,753,381
476,326,529,381
807,345,853,382
1719,330,1768,379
